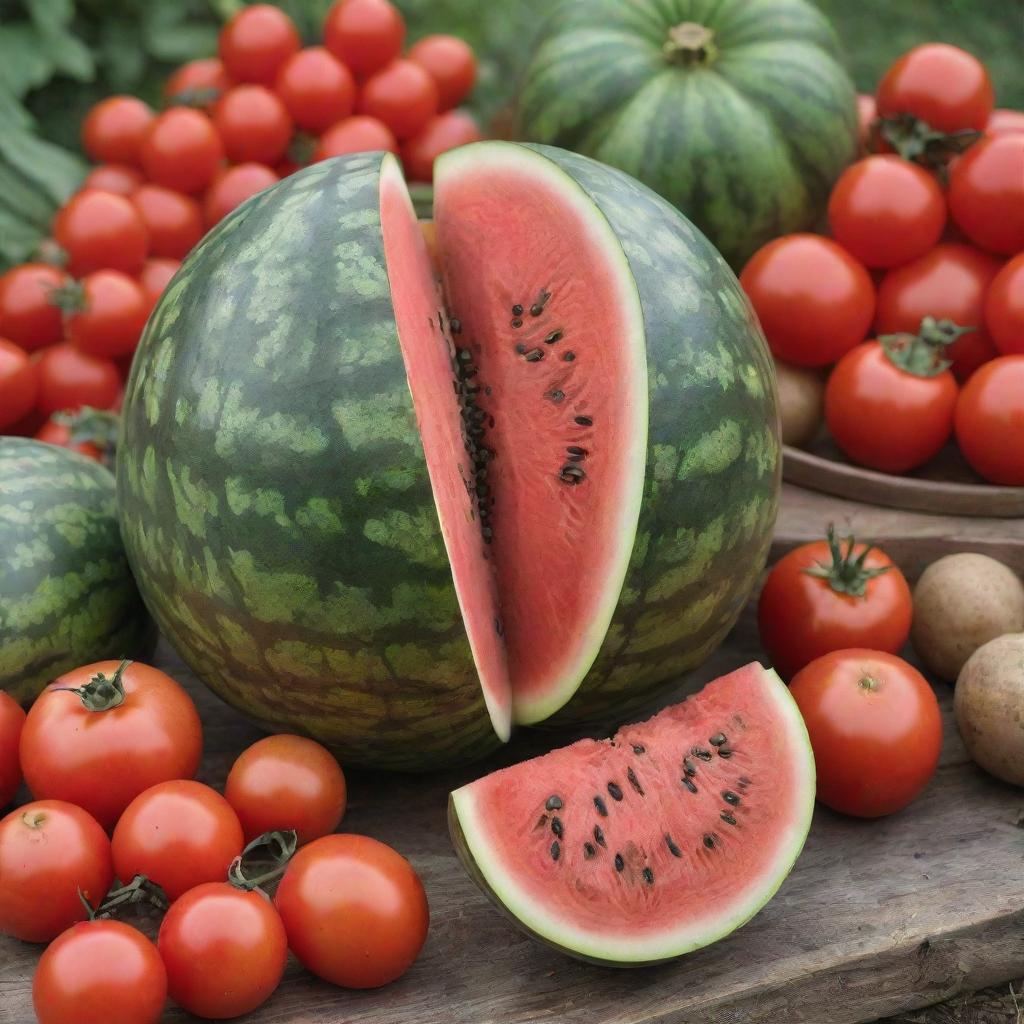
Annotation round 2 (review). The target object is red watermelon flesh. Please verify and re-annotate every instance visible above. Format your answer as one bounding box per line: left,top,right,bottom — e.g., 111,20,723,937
449,662,815,965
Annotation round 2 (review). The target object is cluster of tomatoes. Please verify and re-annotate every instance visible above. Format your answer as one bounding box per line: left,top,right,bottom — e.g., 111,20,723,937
0,660,428,1023
0,0,480,454
741,43,1024,487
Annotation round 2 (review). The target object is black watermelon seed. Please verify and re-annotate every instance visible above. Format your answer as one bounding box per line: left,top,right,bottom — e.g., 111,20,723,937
457,349,471,363
683,757,696,776
559,464,586,484
739,776,751,788
607,782,623,801
515,343,527,355
709,733,726,746
723,791,740,805
548,389,565,403
566,445,586,457
494,618,503,636
545,795,563,811
721,812,738,826
703,834,716,850
450,318,461,334
524,348,544,362
567,452,585,463
583,842,596,859
574,415,593,426
544,330,563,344
682,777,698,794
594,796,608,817
551,817,563,838
693,747,712,761
632,744,645,754
511,318,523,328
530,303,544,317
642,867,654,885
594,825,606,847
563,352,576,362
665,835,682,858
550,841,560,862
718,747,733,759
512,304,523,316
627,767,644,796
481,526,493,539
614,853,624,872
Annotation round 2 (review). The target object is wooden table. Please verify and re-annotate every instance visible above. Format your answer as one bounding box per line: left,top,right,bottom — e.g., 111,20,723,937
2,485,1022,1023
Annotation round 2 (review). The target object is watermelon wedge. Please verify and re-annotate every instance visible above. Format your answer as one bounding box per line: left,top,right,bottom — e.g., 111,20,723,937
449,662,815,965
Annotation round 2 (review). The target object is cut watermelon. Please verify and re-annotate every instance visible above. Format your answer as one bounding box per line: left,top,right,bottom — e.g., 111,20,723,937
449,662,815,965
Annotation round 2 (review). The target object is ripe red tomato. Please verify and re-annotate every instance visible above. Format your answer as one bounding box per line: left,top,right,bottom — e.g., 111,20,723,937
790,650,942,817
204,163,280,226
53,190,149,277
876,43,994,132
34,344,121,416
954,355,1024,485
0,262,67,350
35,416,103,461
82,163,144,196
275,46,356,134
33,920,167,1024
158,882,287,1017
757,527,912,680
402,110,482,183
947,134,1024,256
0,338,38,429
65,270,149,359
275,833,428,988
358,59,439,140
324,0,405,79
875,243,1002,381
213,84,293,165
141,108,224,195
314,115,398,159
82,96,154,167
112,781,244,901
225,734,347,845
164,58,233,109
0,691,25,807
827,156,945,269
985,253,1024,356
220,3,300,85
138,257,181,313
0,800,113,942
130,184,204,259
986,108,1024,136
407,35,477,112
739,234,875,367
20,660,203,830
856,93,876,148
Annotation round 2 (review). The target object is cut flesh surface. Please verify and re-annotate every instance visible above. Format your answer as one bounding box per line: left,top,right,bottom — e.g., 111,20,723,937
449,663,815,965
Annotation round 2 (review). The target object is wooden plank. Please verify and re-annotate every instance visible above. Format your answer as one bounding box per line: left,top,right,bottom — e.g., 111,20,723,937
2,486,1023,1024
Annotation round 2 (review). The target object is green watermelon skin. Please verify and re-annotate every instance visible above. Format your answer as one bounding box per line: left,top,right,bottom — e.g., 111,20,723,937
522,145,779,728
0,438,150,704
517,0,858,269
116,155,502,771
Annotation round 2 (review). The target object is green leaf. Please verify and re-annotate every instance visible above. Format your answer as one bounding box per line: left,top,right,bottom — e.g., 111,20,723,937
26,0,75,31
0,128,86,207
0,24,56,97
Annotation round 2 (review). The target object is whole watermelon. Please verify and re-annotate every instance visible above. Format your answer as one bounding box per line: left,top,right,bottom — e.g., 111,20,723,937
0,438,151,704
517,0,858,269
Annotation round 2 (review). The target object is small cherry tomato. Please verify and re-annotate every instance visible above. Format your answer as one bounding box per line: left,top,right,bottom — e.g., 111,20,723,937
112,781,244,900
35,416,103,461
225,734,346,845
213,84,293,165
0,262,67,350
34,344,121,416
0,338,38,429
758,526,912,680
0,800,113,942
275,46,356,134
204,163,280,226
82,96,154,167
158,882,287,1018
65,270,150,359
985,253,1024,356
81,163,144,196
20,660,203,830
53,189,149,277
130,184,204,259
876,43,994,132
401,109,481,183
739,234,875,367
138,257,181,313
0,691,26,807
220,3,300,84
790,649,942,817
407,35,477,112
141,108,224,195
875,243,1002,381
275,833,428,989
358,59,439,140
986,108,1024,136
314,115,398,160
857,93,876,149
954,355,1024,485
33,920,167,1024
827,156,945,269
164,58,233,109
947,134,1024,255
324,0,405,79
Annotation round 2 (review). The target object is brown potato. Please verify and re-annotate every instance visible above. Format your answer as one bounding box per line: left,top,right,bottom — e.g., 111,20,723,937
774,359,824,448
911,553,1024,682
954,633,1024,787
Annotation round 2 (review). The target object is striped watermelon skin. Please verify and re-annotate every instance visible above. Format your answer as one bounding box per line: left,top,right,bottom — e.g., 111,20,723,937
116,155,502,771
0,438,150,704
517,0,858,269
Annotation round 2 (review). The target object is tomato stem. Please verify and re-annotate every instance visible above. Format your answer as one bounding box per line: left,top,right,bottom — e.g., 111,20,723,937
858,675,880,693
228,829,298,895
53,658,131,712
79,875,168,921
873,113,981,172
879,316,974,378
802,524,891,598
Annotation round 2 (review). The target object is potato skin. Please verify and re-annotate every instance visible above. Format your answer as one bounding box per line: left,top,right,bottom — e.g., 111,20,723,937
954,633,1024,787
911,554,1024,682
775,359,825,448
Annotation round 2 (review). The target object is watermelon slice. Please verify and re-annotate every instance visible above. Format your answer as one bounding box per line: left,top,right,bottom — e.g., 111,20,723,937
449,662,815,965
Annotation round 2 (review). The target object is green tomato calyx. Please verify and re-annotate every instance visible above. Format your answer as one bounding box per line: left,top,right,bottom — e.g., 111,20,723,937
803,524,891,598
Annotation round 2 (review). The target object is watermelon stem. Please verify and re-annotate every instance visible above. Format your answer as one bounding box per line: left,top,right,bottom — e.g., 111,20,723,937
802,524,891,598
227,829,298,895
878,317,973,378
662,23,717,66
52,657,131,712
